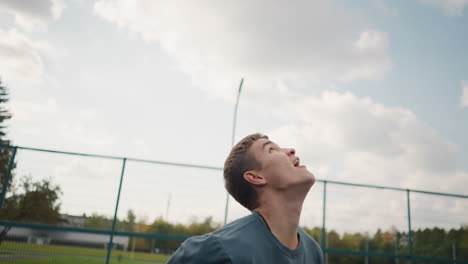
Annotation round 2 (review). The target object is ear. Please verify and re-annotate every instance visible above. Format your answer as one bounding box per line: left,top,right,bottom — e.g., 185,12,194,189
243,170,266,186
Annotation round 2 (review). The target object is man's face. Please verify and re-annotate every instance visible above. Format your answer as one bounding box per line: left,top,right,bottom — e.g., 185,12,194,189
248,137,315,190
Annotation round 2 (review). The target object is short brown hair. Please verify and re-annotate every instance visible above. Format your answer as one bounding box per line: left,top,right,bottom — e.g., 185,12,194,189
223,133,268,210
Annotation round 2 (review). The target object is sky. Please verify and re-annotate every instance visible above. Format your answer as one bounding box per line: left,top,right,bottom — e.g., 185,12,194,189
0,0,467,234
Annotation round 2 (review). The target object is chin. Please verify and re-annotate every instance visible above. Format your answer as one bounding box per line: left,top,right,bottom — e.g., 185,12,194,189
305,172,316,186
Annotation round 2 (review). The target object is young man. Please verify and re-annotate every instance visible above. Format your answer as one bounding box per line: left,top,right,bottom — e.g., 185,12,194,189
167,133,324,263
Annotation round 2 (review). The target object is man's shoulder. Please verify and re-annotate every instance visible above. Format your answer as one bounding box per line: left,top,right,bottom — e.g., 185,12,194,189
180,213,259,248
166,213,260,263
211,212,259,239
166,233,230,263
203,213,262,251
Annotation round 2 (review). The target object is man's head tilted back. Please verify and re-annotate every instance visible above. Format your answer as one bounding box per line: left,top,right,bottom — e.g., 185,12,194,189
167,134,324,263
223,133,315,211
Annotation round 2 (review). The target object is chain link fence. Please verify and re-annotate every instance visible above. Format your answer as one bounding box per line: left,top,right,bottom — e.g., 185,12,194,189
0,144,467,264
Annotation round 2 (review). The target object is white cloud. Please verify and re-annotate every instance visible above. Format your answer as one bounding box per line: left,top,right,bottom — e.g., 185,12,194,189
0,28,45,83
460,82,468,108
49,158,123,215
419,0,468,16
342,30,391,81
94,0,392,99
268,90,460,189
0,0,64,31
11,98,115,150
53,158,117,180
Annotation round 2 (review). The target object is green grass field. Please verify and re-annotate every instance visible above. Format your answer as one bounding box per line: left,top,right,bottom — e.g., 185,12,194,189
0,241,171,264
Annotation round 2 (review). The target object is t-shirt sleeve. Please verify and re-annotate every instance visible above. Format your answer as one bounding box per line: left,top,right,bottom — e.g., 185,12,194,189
166,235,231,264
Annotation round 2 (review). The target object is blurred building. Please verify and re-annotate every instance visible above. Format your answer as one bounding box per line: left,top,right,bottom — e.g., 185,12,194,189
0,214,129,250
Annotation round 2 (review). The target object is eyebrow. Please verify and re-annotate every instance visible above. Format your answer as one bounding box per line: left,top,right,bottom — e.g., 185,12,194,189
261,140,273,150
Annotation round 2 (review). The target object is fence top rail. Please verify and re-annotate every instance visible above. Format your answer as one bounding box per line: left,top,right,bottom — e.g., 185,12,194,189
317,179,468,199
0,144,223,171
2,144,467,199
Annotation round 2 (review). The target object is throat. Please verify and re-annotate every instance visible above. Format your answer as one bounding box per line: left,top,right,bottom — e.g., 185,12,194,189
255,210,300,250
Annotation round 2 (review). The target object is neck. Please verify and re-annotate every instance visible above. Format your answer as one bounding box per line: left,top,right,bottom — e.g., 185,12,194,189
255,190,307,249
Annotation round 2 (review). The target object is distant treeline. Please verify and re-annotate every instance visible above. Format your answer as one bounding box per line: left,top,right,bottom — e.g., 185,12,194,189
305,226,468,263
83,212,220,254
84,212,468,261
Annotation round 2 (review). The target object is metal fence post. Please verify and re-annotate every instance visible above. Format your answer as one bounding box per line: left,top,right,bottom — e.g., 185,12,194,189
0,146,17,209
406,189,413,264
452,241,457,264
105,157,127,264
321,181,327,263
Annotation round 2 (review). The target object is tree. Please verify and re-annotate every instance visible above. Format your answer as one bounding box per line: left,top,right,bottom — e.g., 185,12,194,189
146,216,220,253
84,210,137,232
0,79,14,204
186,216,219,236
84,213,112,229
120,209,136,232
0,176,62,244
303,226,322,241
125,209,136,250
0,80,63,244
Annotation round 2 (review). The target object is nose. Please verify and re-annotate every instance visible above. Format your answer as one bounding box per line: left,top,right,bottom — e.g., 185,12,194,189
287,148,295,156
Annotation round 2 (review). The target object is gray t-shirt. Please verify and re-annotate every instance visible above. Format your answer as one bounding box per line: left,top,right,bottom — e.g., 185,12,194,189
167,211,324,264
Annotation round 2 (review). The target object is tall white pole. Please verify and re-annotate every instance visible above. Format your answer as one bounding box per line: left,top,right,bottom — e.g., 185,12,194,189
223,78,244,225
165,193,171,221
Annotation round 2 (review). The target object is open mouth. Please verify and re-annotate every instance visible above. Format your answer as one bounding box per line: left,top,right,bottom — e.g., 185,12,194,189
294,158,300,167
